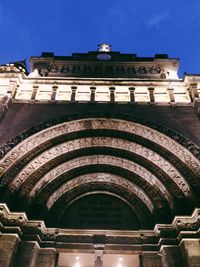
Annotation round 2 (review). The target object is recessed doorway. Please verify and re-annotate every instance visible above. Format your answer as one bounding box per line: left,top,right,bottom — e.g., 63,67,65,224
58,252,140,267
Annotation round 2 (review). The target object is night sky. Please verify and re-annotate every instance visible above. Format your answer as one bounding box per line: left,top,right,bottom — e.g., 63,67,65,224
1,0,199,77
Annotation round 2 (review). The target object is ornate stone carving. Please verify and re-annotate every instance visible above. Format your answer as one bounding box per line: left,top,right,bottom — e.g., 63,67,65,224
0,204,199,248
47,183,152,228
155,208,200,236
49,64,59,73
1,118,199,180
46,173,154,212
150,65,161,74
28,155,173,208
175,210,200,231
8,137,190,198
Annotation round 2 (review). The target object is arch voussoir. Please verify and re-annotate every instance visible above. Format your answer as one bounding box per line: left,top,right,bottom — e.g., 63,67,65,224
7,137,191,199
46,179,154,229
1,118,200,179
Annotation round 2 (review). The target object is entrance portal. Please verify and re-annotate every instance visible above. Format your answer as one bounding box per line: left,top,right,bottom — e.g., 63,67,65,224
59,194,140,230
58,253,140,267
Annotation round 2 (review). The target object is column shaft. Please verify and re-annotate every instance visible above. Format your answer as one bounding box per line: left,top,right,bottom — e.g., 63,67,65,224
160,245,183,267
190,83,199,100
180,239,200,267
167,88,175,102
148,87,155,103
90,87,96,102
36,248,57,267
141,252,162,267
13,241,39,267
51,86,58,101
0,234,19,267
71,86,77,101
129,87,135,102
31,86,39,100
110,87,115,102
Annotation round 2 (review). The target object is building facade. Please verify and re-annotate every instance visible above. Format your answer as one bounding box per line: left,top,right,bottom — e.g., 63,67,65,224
0,44,200,266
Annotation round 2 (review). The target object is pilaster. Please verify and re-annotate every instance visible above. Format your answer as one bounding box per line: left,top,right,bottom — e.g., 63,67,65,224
160,245,183,267
129,87,135,102
167,88,175,103
90,86,96,102
36,248,57,267
51,85,58,101
71,86,77,101
148,87,155,103
109,87,115,102
141,252,162,267
180,239,200,267
13,241,39,267
0,234,19,267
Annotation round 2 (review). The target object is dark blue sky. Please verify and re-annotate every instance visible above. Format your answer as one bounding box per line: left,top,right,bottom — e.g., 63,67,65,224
1,0,199,77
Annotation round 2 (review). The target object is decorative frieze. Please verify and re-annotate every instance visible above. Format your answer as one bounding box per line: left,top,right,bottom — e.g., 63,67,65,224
1,118,199,179
7,136,190,198
40,63,164,78
28,155,173,208
46,173,154,212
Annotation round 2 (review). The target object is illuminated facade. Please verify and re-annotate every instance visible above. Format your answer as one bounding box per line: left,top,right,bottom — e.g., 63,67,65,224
0,45,200,266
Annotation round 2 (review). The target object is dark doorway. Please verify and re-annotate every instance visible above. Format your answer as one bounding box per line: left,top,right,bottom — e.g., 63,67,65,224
59,194,140,230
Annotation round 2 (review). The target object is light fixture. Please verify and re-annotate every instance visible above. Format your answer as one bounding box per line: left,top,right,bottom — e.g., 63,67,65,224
117,257,123,267
74,257,81,267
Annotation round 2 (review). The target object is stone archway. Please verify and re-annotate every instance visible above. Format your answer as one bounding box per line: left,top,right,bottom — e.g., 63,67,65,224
0,114,200,230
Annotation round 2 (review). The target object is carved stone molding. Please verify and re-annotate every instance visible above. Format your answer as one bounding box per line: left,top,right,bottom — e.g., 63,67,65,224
155,208,200,239
7,137,191,197
1,118,199,179
46,173,154,212
0,203,199,249
0,113,199,160
28,155,173,208
47,183,153,228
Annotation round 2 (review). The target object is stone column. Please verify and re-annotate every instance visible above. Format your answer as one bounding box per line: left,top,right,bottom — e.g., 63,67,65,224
13,241,39,267
10,80,18,99
0,234,19,267
167,88,175,103
160,245,183,267
51,85,58,101
109,87,115,102
90,86,96,102
141,252,162,267
31,85,39,100
148,87,155,103
187,88,193,102
190,83,199,100
180,239,200,267
36,248,57,267
129,87,135,102
71,86,77,102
